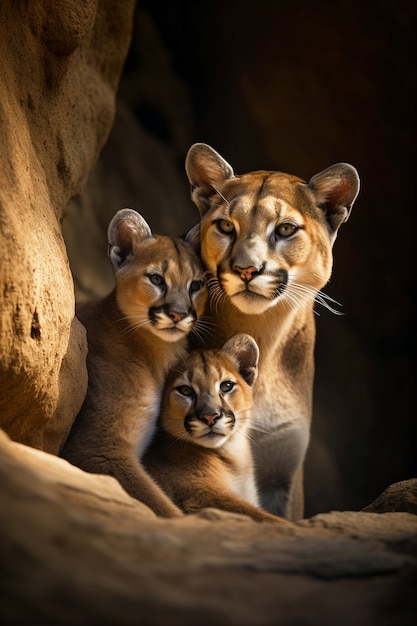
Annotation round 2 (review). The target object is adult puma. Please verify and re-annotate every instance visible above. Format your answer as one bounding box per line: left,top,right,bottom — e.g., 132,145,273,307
185,143,360,520
144,334,285,523
61,209,207,517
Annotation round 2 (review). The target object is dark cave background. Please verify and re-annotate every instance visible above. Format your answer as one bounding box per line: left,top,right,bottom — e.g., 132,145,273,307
64,0,416,517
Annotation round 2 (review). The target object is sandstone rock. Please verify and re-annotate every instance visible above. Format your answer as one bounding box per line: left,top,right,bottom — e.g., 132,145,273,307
363,479,417,515
0,1,136,453
1,429,416,625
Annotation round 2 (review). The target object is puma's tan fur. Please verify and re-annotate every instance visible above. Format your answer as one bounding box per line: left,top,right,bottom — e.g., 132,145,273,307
61,209,207,518
144,334,285,523
185,143,360,520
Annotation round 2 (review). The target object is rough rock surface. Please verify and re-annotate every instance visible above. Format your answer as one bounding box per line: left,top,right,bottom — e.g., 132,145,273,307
1,430,416,625
0,0,135,453
363,479,417,515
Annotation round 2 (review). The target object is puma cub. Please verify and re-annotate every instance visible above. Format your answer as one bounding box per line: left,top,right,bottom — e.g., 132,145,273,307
185,143,360,520
144,334,284,523
61,209,207,517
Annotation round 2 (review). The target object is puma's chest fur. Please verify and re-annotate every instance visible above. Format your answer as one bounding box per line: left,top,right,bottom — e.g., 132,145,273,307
221,434,259,506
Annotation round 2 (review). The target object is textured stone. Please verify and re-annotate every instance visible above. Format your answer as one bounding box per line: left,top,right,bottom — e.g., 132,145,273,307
363,479,417,515
1,430,416,625
0,0,135,453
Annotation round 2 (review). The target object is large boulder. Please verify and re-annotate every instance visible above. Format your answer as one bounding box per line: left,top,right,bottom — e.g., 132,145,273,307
0,0,135,453
1,429,416,625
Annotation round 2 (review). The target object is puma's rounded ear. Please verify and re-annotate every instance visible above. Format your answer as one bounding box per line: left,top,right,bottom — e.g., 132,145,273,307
222,333,259,387
107,208,153,270
185,143,235,216
308,163,360,233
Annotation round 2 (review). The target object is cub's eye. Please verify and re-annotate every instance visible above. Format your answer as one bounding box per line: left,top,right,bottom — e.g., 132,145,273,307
176,385,195,397
217,219,235,234
190,280,202,293
220,380,235,393
275,222,298,238
148,273,165,287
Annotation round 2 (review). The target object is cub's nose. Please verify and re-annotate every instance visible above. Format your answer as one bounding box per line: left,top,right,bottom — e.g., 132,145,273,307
168,309,187,323
199,412,221,427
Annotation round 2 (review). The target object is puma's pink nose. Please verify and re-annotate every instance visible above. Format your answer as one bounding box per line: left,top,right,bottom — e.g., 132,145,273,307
233,265,259,282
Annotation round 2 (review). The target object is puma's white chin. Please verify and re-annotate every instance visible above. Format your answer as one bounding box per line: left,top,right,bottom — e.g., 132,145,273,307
149,326,188,342
231,292,277,315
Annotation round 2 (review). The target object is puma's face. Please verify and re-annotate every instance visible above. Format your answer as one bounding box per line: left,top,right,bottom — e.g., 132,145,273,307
161,334,259,449
108,209,207,342
199,173,337,315
185,143,360,316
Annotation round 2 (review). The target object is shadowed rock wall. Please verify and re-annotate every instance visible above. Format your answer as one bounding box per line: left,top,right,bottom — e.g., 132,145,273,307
0,0,136,453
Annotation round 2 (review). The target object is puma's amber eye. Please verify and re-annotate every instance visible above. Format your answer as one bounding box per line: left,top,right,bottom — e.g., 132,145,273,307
275,222,298,238
217,219,235,234
220,380,235,393
176,385,195,397
148,273,165,287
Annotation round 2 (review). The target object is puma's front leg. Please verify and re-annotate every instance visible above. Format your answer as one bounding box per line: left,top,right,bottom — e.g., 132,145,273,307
252,422,309,521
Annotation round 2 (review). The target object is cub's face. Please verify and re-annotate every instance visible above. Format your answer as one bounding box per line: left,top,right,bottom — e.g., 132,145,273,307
186,144,360,316
108,209,207,342
161,334,259,449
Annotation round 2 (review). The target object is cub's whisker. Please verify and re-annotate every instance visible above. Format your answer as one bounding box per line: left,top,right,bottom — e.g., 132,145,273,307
118,318,151,336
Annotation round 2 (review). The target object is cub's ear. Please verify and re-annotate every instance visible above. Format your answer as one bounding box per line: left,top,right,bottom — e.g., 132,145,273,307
107,208,153,270
308,163,360,237
185,143,235,216
221,333,259,387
